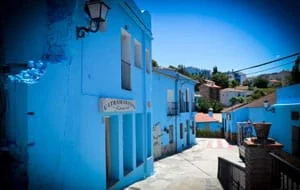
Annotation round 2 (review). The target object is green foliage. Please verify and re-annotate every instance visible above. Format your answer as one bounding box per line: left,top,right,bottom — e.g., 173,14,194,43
196,128,224,138
229,80,239,88
253,77,269,88
211,72,229,89
251,89,266,100
291,57,300,84
152,59,158,67
229,96,246,106
196,97,224,113
168,65,177,70
212,66,218,75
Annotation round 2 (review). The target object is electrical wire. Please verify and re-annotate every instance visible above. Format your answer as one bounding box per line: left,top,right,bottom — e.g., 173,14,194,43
246,61,294,76
233,52,299,73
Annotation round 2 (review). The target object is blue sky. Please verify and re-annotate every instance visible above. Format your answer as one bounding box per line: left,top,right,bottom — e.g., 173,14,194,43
135,0,300,76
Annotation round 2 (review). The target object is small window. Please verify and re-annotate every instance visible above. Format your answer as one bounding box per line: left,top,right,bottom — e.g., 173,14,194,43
134,40,142,68
121,29,131,90
180,123,183,139
146,49,151,73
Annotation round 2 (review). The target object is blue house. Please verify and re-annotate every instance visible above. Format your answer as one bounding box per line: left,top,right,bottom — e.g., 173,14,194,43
1,0,153,189
184,66,211,79
195,112,221,132
152,67,197,159
222,84,300,156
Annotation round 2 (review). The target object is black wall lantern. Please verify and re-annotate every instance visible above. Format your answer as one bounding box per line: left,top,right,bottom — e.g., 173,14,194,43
76,0,110,39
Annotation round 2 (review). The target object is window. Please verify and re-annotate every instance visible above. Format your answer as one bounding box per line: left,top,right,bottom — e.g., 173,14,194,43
180,123,183,139
169,125,174,143
146,49,151,73
121,29,131,90
192,121,195,135
186,88,189,112
134,39,142,68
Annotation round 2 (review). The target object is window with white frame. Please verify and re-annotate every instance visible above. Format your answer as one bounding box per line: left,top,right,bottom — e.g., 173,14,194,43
145,49,151,73
121,29,131,90
134,39,142,68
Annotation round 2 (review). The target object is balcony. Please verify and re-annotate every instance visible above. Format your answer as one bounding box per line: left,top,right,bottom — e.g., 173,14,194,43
167,102,178,116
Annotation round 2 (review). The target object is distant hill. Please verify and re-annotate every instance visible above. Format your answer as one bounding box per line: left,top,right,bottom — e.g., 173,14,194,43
256,70,291,85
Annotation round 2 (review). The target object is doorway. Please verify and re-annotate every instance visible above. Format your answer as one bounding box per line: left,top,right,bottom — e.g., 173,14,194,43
186,120,190,146
105,117,111,183
292,126,300,157
153,124,162,159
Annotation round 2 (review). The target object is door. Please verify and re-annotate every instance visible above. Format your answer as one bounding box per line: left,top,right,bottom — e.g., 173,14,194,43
153,125,162,159
292,126,300,157
186,120,190,146
105,117,111,182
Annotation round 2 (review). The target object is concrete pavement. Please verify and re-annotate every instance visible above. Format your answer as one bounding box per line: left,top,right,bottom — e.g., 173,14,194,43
126,138,244,190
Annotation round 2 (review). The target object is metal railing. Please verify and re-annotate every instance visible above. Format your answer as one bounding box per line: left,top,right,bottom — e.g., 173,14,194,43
167,102,178,116
270,152,300,190
217,157,246,190
121,60,131,90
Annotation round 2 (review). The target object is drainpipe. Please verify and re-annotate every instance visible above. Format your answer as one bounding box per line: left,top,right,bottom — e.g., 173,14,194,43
142,30,148,176
174,76,178,153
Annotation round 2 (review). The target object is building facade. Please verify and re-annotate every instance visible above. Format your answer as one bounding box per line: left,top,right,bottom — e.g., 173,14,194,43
1,0,153,189
222,84,300,156
220,88,248,107
184,66,211,79
198,80,221,100
226,71,246,86
152,68,197,160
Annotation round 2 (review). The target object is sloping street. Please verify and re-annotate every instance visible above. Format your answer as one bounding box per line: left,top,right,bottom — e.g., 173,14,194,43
127,138,244,190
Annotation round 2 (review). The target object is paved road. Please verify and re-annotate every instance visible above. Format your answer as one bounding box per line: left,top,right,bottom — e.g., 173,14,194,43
126,138,244,190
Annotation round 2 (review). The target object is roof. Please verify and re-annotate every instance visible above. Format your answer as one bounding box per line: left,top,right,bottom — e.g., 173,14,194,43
153,67,198,84
195,113,218,123
221,92,277,113
221,103,248,113
240,92,276,108
221,88,247,93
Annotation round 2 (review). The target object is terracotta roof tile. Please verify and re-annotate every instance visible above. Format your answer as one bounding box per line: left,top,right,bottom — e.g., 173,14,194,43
195,113,218,123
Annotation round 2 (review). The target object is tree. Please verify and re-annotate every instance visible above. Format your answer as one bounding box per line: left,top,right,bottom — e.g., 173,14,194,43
212,66,218,75
196,97,223,113
291,57,300,84
168,65,177,70
152,59,158,67
253,77,269,88
230,80,239,88
211,72,229,89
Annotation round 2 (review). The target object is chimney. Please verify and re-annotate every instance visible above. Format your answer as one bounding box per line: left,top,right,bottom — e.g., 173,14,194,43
208,108,213,118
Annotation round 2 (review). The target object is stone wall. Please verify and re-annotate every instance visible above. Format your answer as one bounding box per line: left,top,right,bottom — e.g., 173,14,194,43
244,142,282,190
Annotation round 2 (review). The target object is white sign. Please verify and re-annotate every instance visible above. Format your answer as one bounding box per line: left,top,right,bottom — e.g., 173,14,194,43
100,98,136,113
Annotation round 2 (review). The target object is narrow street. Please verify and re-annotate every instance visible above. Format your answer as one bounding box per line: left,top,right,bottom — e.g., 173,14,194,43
127,138,244,190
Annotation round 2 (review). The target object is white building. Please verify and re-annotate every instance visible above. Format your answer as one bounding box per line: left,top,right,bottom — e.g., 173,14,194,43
220,88,248,107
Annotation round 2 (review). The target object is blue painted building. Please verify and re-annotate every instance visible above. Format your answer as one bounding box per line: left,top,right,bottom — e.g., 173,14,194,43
1,0,153,189
222,84,300,156
184,66,211,79
195,112,221,132
152,67,197,159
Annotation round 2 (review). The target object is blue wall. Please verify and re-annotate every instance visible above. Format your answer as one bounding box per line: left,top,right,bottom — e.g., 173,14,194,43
222,84,300,154
196,122,220,132
152,70,196,157
4,0,153,189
